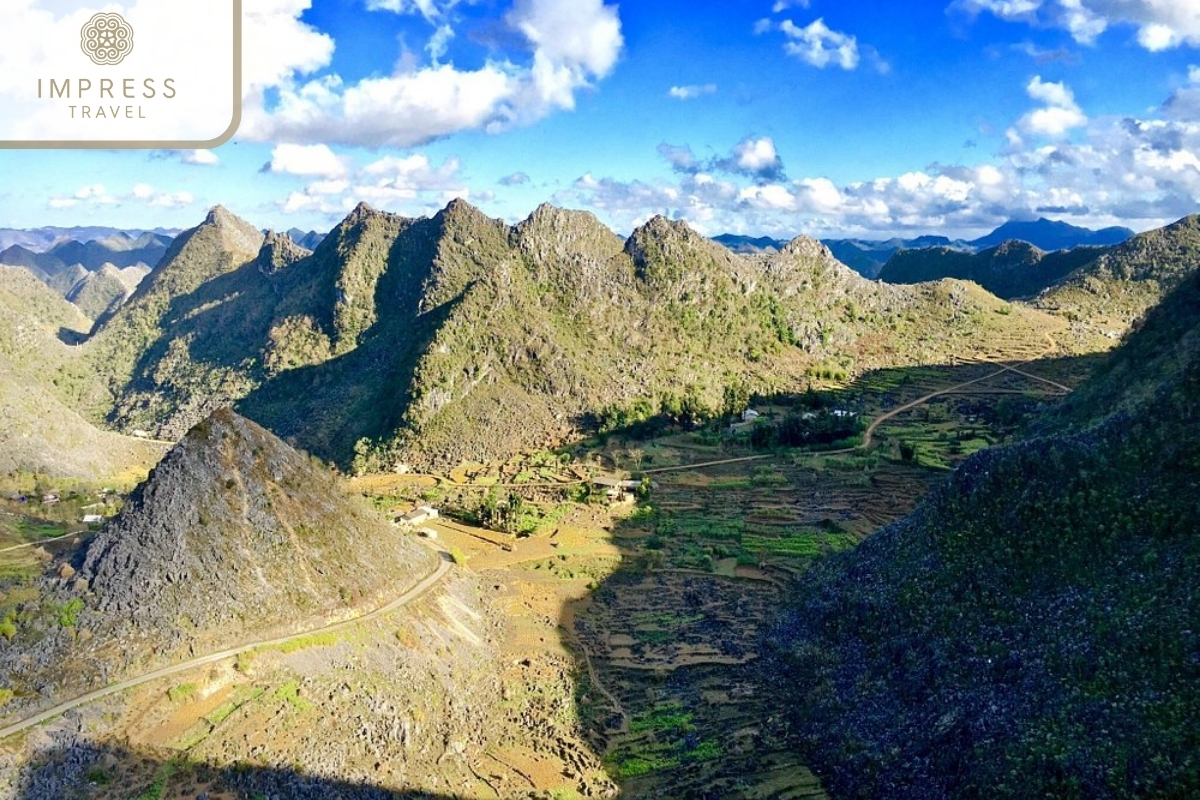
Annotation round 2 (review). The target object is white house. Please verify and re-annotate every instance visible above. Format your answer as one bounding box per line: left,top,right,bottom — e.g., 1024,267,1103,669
398,505,439,527
741,409,761,422
82,514,104,524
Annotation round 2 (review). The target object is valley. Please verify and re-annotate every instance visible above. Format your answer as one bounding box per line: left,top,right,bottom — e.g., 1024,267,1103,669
0,336,1092,797
0,200,1197,799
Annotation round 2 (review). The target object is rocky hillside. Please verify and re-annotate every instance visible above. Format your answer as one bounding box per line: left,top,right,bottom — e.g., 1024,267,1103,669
879,239,1103,299
773,261,1200,798
86,200,1061,471
0,267,165,480
74,409,437,663
1036,213,1200,345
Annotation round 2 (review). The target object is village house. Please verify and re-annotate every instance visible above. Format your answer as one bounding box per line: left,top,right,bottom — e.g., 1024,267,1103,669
82,514,104,524
396,505,439,528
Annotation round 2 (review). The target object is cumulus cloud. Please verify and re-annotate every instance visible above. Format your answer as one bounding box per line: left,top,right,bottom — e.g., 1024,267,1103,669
1015,75,1088,138
277,152,469,216
772,0,810,11
49,183,194,211
499,171,531,186
658,143,702,174
668,83,717,100
1163,65,1200,120
565,77,1200,239
779,18,860,69
240,0,623,148
722,136,786,181
264,143,350,178
955,0,1200,50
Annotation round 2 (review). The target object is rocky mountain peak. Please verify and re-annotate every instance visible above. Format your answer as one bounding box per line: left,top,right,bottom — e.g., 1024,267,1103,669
77,408,436,658
256,229,312,275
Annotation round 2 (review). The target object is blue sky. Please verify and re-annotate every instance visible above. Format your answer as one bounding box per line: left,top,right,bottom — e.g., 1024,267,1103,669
2,0,1200,239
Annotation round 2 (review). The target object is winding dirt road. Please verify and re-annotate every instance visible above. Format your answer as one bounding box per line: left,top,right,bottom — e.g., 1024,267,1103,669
0,549,452,742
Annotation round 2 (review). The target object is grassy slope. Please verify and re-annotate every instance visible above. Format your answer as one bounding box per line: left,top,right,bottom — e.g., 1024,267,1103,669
774,263,1200,798
0,268,164,481
1036,213,1200,347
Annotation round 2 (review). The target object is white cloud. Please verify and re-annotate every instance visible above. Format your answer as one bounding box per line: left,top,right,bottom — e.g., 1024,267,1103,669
780,18,860,69
772,0,810,12
734,137,781,172
668,83,717,100
427,23,455,62
48,183,193,211
1016,76,1087,138
499,172,531,186
955,0,1200,50
275,152,469,217
266,143,349,178
182,149,220,166
565,84,1200,240
241,0,623,147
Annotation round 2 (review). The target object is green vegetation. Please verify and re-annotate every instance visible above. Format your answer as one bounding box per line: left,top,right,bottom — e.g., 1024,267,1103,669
67,200,1063,474
55,597,84,628
778,268,1200,799
125,758,177,800
166,682,197,702
273,680,313,712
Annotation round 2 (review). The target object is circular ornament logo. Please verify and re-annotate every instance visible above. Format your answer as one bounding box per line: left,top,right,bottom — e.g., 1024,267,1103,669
80,13,134,66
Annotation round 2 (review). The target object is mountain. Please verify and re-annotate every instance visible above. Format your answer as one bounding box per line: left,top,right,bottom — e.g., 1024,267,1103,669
85,200,1060,471
0,244,68,277
0,234,166,320
285,227,326,250
711,233,787,253
64,263,149,320
0,225,179,253
772,247,1200,798
75,408,437,663
878,240,1105,299
1036,213,1200,345
970,217,1134,251
0,267,166,480
46,231,171,272
0,408,517,799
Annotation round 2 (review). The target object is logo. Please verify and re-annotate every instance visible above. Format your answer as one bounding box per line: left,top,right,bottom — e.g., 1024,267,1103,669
1,0,240,148
80,13,134,66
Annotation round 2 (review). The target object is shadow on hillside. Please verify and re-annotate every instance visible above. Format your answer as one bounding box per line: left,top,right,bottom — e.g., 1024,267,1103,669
108,216,465,465
11,740,458,800
57,326,87,346
12,351,1107,799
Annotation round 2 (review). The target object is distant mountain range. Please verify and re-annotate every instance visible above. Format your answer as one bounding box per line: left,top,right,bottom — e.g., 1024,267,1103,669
0,230,174,321
0,225,179,252
715,218,1137,279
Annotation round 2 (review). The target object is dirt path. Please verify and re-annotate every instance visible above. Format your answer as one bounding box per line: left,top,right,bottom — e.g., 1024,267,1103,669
642,454,775,475
0,532,81,553
0,548,452,742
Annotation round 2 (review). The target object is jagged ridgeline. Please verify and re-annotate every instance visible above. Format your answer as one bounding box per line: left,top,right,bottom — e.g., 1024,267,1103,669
71,409,437,664
772,264,1200,797
87,200,1057,470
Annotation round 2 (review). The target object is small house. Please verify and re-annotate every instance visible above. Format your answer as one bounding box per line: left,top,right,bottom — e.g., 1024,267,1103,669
42,493,60,504
82,514,104,524
741,409,761,423
398,505,439,527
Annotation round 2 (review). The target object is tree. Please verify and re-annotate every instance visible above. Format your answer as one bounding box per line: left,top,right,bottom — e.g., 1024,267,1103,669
723,381,751,418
